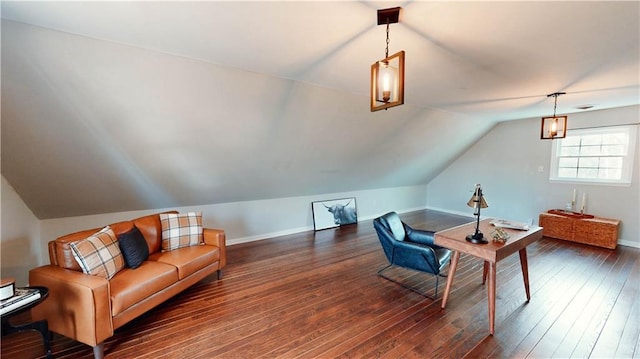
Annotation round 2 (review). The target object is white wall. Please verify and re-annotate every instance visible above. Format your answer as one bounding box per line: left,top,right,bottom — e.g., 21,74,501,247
1,176,41,285
33,185,427,266
427,105,640,248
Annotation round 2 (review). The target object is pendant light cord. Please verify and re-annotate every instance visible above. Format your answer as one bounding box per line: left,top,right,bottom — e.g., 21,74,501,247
385,20,390,58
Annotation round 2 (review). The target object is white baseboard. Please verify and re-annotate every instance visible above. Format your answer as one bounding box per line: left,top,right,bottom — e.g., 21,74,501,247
227,226,314,246
617,239,640,249
227,206,429,246
426,206,476,219
357,206,429,222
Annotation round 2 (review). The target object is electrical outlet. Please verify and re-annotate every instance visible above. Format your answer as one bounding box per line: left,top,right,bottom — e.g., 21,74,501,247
537,165,544,172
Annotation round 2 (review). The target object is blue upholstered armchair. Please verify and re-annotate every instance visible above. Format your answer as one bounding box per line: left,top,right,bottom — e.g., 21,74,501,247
373,212,452,298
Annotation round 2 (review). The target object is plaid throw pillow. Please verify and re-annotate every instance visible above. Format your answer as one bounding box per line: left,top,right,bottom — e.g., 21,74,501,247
160,212,203,251
70,226,125,279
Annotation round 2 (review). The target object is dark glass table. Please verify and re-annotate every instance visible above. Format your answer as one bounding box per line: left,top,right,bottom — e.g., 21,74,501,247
1,286,52,358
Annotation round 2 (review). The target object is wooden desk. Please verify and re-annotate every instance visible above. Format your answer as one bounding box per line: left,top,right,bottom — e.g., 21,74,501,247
435,219,543,335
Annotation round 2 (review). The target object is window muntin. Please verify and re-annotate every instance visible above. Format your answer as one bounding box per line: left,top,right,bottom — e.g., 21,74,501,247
550,125,636,185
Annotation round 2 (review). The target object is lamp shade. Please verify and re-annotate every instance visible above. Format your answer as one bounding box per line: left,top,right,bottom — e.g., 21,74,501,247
371,50,405,112
467,185,488,209
467,195,488,209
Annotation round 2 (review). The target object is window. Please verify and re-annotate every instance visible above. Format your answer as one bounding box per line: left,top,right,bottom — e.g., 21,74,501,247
550,125,637,185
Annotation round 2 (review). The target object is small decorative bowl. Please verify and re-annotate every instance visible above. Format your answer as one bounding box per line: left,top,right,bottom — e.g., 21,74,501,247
0,278,16,300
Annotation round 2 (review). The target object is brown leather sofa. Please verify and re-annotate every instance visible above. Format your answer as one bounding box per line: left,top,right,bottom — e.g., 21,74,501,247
28,211,226,359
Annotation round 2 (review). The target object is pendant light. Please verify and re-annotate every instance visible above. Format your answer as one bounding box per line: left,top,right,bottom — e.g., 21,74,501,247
370,7,405,112
540,92,567,139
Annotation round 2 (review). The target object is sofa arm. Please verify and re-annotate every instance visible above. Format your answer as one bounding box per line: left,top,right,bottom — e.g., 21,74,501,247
29,265,113,347
203,228,226,269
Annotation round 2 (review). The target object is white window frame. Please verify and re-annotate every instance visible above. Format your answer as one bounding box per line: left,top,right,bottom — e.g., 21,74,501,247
549,125,637,186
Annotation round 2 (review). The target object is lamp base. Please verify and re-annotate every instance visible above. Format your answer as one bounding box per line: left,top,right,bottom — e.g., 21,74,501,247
466,232,488,244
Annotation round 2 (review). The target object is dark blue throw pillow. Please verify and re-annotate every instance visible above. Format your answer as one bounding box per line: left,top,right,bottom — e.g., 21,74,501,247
117,227,149,269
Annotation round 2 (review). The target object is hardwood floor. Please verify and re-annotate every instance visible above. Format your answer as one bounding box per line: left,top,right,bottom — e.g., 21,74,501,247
2,210,639,358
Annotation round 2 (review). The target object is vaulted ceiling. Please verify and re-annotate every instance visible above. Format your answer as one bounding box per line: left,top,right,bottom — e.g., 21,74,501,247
2,1,638,219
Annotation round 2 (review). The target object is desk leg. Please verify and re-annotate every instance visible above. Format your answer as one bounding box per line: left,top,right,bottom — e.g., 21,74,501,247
519,248,531,302
488,261,496,335
482,261,489,284
441,251,460,309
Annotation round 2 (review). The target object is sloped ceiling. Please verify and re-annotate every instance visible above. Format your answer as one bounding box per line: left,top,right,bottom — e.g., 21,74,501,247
1,1,638,219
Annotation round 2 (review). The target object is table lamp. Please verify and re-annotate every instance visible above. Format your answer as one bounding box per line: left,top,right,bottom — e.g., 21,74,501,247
466,184,489,244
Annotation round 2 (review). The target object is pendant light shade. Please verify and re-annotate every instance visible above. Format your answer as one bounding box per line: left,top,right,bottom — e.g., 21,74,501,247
540,115,567,139
371,51,405,111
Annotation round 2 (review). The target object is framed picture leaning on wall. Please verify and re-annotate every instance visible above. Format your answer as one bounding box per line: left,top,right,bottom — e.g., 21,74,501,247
311,197,357,231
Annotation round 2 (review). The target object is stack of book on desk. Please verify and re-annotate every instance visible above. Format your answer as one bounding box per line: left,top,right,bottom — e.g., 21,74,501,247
1,288,41,315
490,219,530,231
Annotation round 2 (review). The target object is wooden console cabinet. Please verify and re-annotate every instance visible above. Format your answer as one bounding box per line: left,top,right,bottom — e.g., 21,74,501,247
539,212,620,249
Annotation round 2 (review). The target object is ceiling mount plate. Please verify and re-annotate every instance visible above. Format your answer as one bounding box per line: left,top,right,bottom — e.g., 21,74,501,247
377,7,401,25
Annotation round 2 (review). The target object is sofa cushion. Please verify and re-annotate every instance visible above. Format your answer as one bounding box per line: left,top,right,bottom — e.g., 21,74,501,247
53,221,133,271
160,212,203,251
109,261,178,316
149,245,220,280
117,227,149,269
70,226,125,280
133,211,178,254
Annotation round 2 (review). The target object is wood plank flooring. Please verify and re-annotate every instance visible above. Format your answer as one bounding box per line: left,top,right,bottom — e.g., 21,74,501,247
2,209,639,358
